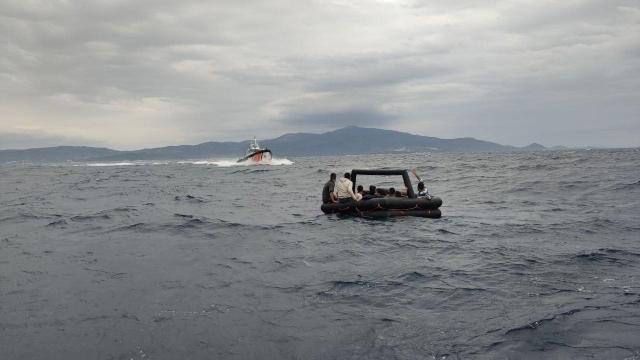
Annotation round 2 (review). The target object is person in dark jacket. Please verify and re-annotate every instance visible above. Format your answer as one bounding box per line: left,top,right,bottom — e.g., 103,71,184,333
322,173,337,204
363,185,377,200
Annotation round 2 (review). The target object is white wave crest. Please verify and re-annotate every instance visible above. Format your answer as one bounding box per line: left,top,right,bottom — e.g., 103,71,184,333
180,158,294,167
73,158,293,167
81,162,136,167
78,161,171,167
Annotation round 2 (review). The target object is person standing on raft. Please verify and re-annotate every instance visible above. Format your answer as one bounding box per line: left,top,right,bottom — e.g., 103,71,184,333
334,172,361,203
322,173,337,204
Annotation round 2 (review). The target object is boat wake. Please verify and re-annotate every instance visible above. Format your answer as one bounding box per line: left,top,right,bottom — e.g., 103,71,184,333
181,158,294,167
73,158,293,167
78,161,169,167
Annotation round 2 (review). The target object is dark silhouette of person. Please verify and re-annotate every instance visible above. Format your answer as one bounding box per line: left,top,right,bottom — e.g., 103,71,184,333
322,173,337,204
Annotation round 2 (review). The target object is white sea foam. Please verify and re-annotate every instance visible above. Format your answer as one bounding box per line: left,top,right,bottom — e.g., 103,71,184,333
179,158,294,167
81,162,138,167
74,158,294,167
78,161,171,167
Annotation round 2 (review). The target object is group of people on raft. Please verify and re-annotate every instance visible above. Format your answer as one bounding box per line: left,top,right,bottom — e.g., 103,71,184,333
322,172,430,204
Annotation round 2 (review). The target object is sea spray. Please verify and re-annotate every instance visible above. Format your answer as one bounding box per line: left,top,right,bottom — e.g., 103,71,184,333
75,158,294,167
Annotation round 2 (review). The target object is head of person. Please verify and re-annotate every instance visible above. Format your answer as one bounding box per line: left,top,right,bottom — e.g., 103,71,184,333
357,185,364,193
344,172,351,180
389,187,395,195
417,182,425,191
330,173,336,181
369,185,376,194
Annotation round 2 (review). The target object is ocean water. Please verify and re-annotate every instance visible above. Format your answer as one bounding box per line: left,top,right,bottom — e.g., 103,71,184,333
1,149,639,359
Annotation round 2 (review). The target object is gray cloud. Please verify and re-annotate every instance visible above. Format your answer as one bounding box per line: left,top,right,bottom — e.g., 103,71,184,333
0,0,638,149
280,109,397,128
306,62,452,92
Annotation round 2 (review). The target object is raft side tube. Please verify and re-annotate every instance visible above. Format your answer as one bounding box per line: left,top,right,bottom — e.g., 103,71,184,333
360,209,441,219
356,197,442,211
321,202,357,214
320,196,443,215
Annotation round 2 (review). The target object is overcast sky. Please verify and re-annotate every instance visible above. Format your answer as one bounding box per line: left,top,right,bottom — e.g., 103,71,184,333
1,0,638,150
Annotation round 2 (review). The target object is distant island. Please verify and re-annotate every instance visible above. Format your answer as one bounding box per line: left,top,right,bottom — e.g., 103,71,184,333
0,126,548,163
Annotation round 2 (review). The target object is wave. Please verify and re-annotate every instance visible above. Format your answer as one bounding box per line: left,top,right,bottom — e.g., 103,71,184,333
71,214,111,221
398,271,427,281
79,161,169,167
573,248,640,265
612,179,640,191
174,194,207,203
46,219,68,227
500,299,640,337
1,213,57,223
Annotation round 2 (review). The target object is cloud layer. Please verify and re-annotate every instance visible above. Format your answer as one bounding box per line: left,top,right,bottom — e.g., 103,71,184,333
1,0,639,149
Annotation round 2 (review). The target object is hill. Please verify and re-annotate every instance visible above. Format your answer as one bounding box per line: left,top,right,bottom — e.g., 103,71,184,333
0,126,544,163
267,126,518,155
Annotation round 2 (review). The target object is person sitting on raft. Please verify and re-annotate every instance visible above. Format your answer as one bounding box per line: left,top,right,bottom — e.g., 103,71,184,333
322,173,337,204
356,185,365,201
417,181,431,199
387,187,396,197
334,172,361,203
362,185,377,200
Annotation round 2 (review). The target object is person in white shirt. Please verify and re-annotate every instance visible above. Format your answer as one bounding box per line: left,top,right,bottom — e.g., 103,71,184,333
334,172,360,203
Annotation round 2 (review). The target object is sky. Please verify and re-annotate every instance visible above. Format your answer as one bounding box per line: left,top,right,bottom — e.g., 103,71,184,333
1,0,639,150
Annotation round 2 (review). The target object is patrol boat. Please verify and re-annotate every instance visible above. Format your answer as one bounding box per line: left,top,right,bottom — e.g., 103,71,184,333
237,137,273,163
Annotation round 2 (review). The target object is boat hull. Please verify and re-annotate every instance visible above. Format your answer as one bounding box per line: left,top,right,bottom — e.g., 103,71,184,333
237,149,272,163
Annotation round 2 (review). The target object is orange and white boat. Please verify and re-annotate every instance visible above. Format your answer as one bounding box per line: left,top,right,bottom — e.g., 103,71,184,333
237,137,273,163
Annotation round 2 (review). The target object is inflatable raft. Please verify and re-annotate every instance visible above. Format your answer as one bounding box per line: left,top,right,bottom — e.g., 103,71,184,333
321,169,443,218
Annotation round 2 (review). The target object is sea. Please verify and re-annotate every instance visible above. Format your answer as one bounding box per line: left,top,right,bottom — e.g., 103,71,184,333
1,149,639,359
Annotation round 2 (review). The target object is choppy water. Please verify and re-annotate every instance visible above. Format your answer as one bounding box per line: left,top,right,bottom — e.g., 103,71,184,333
1,149,639,359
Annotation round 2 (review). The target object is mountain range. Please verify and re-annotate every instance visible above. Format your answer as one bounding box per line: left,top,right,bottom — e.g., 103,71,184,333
0,126,546,163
